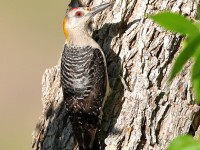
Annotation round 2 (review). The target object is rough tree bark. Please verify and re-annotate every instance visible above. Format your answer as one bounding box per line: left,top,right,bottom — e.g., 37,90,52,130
32,0,200,150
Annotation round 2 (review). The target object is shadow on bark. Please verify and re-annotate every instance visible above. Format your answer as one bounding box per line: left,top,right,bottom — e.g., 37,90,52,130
33,99,77,149
92,20,140,149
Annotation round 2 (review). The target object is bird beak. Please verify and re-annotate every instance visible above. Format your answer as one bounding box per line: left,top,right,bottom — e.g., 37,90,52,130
87,3,113,17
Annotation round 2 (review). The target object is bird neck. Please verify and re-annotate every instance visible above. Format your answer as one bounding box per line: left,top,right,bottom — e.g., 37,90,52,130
65,28,100,48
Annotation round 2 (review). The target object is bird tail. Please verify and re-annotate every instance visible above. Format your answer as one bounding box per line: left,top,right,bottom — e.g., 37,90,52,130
73,124,97,149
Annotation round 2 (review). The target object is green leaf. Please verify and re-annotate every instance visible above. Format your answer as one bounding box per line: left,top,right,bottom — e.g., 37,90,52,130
192,47,200,102
169,34,200,81
150,12,199,36
196,5,200,20
192,47,200,79
193,78,200,103
167,135,200,150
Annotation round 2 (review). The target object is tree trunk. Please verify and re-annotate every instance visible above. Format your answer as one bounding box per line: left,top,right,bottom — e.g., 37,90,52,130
32,0,200,150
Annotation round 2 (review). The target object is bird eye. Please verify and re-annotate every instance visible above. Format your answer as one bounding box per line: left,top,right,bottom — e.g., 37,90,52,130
75,11,83,17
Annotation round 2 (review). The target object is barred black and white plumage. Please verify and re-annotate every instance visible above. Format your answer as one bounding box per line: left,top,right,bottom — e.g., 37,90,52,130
61,45,108,149
61,2,112,149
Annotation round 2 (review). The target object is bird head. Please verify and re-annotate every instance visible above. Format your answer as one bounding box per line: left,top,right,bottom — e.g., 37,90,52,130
63,3,113,43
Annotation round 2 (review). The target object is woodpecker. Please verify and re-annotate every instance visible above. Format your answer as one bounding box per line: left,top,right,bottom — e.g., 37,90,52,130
60,2,112,149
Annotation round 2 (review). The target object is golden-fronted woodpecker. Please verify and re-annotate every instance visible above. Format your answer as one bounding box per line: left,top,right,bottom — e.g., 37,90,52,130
61,2,112,149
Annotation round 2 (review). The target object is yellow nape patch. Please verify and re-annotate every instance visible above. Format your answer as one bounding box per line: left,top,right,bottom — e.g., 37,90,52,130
63,17,69,43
